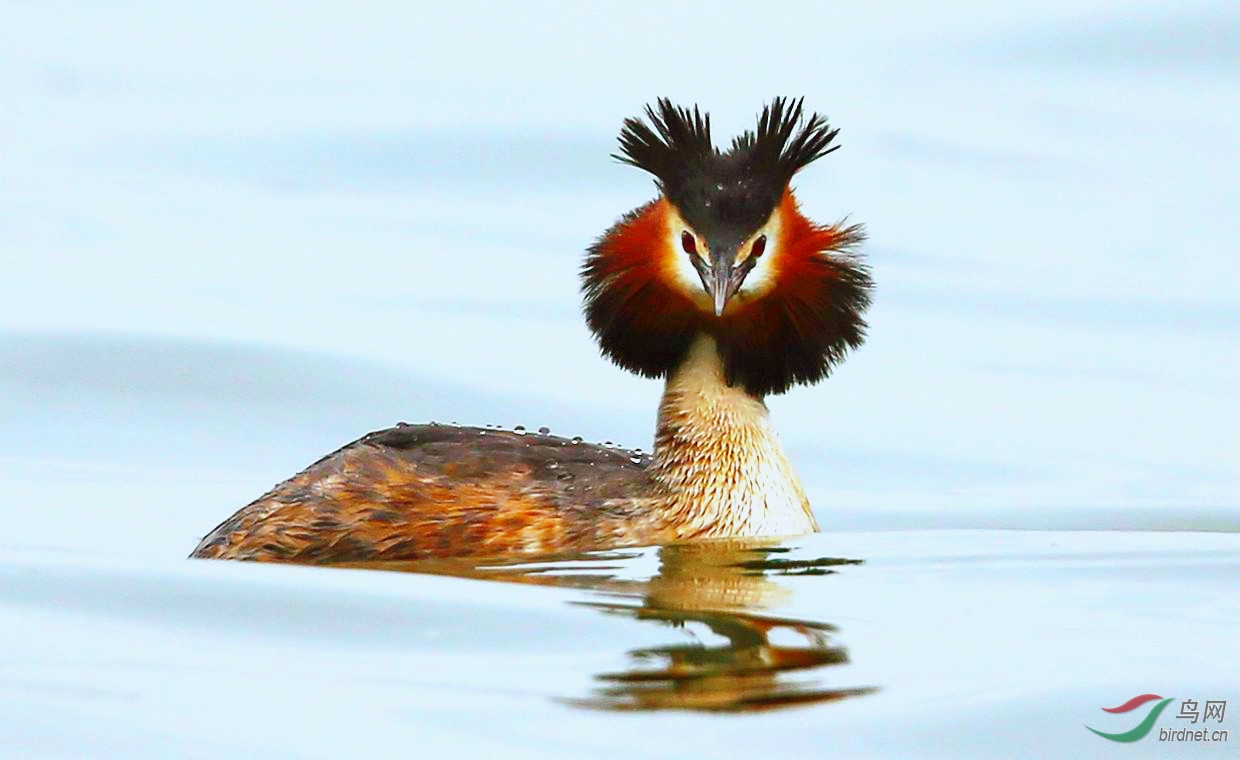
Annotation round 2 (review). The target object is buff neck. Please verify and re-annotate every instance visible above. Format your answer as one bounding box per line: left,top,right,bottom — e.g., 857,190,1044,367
648,334,818,540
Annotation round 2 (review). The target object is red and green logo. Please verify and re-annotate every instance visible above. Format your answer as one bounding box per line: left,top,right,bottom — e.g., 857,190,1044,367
1086,694,1175,742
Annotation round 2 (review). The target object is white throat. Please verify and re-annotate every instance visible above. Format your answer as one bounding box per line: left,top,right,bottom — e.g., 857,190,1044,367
650,335,818,539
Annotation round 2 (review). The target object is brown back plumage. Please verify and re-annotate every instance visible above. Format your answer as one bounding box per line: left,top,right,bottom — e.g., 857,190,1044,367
191,425,670,563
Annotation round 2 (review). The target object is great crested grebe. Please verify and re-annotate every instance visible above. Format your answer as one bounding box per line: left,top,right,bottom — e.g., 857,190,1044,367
191,98,872,564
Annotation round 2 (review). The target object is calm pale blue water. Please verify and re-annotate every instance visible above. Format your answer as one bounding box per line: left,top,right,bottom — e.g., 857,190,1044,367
2,2,1237,757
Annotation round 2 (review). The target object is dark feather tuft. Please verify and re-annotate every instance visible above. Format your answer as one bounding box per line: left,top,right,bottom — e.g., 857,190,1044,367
614,98,714,189
615,97,840,235
739,97,840,188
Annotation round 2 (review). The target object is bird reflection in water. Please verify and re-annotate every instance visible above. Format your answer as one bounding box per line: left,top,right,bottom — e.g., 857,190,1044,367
352,538,877,712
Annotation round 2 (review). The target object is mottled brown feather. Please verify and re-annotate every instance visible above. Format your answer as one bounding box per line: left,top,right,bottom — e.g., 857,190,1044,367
191,425,676,563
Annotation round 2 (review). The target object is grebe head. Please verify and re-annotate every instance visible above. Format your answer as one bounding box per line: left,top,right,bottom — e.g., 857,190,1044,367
582,98,873,397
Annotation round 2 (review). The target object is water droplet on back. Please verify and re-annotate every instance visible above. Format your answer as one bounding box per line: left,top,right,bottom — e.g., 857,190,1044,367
570,436,583,445
537,426,550,436
513,425,526,435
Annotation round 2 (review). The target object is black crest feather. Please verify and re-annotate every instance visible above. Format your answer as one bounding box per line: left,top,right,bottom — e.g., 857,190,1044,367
614,100,713,185
735,97,840,185
615,97,840,235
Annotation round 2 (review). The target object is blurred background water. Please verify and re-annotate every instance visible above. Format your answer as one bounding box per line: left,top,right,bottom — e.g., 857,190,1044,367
1,1,1237,757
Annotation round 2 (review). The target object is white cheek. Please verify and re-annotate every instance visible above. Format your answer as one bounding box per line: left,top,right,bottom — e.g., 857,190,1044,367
738,250,777,298
738,213,782,300
669,245,714,310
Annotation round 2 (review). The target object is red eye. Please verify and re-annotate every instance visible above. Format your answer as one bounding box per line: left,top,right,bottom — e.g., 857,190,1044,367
680,231,696,255
751,235,767,259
